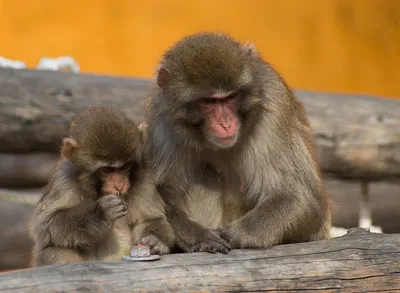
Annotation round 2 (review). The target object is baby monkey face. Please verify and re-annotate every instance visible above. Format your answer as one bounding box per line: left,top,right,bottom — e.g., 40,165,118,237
99,163,132,196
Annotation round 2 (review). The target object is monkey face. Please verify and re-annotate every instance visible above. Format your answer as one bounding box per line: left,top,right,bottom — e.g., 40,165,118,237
99,163,133,196
152,33,263,150
197,92,243,149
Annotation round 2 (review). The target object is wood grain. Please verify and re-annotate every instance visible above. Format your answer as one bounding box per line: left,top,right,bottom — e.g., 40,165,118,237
1,68,400,182
0,228,398,292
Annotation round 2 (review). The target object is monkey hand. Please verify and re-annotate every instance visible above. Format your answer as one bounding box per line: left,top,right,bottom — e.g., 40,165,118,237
187,228,231,254
214,228,232,243
140,235,170,255
215,225,267,249
96,194,128,222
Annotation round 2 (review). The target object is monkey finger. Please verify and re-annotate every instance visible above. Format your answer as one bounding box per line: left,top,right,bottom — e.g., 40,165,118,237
109,204,128,214
140,235,159,248
218,245,230,254
203,242,229,254
211,234,232,251
207,242,230,254
101,194,119,202
99,196,123,209
150,243,169,255
110,210,128,221
106,197,126,208
189,243,217,254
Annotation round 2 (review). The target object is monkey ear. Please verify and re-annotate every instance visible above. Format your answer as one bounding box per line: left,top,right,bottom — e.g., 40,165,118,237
156,66,170,89
61,138,78,161
242,41,258,56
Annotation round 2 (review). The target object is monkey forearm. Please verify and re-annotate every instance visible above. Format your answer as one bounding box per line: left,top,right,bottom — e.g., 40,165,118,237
165,206,201,248
159,186,230,253
166,205,230,253
47,204,110,247
224,193,328,248
131,217,175,247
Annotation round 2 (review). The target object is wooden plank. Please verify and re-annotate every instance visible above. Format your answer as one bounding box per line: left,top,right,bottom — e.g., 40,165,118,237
0,228,399,292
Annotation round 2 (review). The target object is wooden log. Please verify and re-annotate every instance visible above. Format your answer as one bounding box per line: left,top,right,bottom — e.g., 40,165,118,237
1,68,400,181
0,68,150,154
0,189,38,271
1,178,399,271
0,228,398,292
0,153,57,188
304,91,400,182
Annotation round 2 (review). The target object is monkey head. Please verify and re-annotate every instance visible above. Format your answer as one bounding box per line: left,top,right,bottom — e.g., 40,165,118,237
61,106,142,196
153,32,263,149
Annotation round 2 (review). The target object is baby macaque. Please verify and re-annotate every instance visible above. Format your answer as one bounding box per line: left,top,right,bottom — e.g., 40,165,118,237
28,106,174,266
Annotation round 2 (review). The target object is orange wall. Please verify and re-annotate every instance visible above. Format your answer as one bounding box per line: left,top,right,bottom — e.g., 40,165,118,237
1,0,400,98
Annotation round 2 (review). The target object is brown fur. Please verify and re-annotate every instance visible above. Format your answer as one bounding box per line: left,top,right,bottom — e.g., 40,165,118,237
144,32,331,253
28,106,174,266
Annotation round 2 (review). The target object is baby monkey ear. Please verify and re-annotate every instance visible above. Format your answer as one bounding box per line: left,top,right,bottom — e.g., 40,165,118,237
61,138,78,161
156,65,170,89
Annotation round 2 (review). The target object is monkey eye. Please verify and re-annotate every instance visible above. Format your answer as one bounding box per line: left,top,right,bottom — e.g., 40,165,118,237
101,166,115,174
120,164,132,171
226,92,237,100
203,98,217,104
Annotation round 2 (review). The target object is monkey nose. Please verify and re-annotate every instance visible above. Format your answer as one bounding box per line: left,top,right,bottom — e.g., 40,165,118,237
221,122,232,130
114,184,125,192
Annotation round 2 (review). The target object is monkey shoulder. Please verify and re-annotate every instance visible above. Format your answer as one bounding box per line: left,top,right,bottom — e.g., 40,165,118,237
37,164,85,214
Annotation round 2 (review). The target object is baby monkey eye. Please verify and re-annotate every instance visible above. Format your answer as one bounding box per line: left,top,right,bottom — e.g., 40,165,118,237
120,164,132,171
101,166,115,174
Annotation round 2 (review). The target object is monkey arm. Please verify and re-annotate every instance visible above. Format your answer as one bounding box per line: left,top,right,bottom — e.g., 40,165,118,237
32,189,112,249
221,187,330,249
45,202,112,248
128,193,175,248
159,185,231,253
127,171,175,248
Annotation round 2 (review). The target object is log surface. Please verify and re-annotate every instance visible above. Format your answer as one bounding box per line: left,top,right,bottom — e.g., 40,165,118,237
0,68,150,153
2,178,400,271
0,153,57,188
0,228,399,292
1,68,400,181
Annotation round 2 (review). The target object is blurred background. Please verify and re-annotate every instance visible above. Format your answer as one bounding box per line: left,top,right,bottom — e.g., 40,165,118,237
1,0,400,97
0,0,399,272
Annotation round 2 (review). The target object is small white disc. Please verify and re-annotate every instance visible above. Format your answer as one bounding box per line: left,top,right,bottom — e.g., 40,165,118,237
122,255,161,262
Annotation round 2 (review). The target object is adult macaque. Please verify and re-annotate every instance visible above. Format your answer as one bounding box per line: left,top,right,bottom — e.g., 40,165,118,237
144,32,331,254
29,106,174,266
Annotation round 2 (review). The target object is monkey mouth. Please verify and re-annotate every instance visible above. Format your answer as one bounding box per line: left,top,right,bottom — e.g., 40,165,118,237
209,134,238,149
220,136,235,144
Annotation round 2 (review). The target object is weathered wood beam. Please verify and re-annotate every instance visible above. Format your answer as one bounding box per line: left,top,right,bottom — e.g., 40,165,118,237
0,228,398,292
0,68,150,153
0,153,57,188
2,178,400,272
0,68,399,182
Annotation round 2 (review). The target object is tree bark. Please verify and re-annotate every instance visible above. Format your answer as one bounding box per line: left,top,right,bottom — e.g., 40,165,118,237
1,68,399,182
0,228,398,292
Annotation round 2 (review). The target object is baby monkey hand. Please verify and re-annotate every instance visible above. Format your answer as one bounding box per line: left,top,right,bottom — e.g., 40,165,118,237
97,194,128,222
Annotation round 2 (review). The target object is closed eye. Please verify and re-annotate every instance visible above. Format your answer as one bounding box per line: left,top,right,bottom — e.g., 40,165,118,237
101,166,115,174
225,93,237,100
120,164,132,171
203,98,218,104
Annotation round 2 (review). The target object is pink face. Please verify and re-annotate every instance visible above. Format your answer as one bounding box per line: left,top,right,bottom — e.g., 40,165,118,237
198,93,241,148
100,165,131,196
